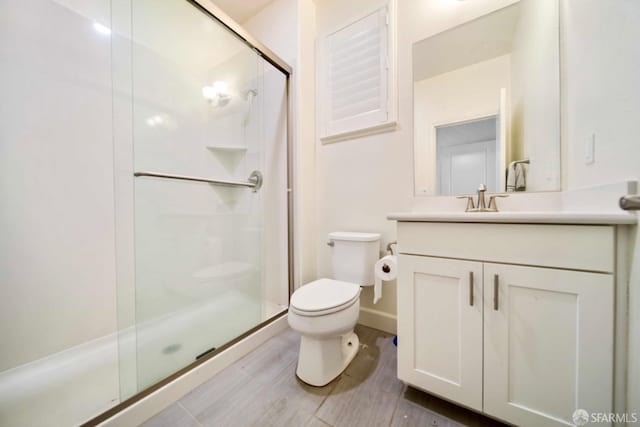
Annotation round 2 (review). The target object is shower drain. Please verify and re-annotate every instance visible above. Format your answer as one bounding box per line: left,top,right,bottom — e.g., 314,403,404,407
162,343,182,355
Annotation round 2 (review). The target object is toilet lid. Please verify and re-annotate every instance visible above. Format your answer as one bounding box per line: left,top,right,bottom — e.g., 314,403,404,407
291,278,360,313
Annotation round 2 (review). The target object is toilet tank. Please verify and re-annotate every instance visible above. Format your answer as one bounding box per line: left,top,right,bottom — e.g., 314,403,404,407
328,231,381,286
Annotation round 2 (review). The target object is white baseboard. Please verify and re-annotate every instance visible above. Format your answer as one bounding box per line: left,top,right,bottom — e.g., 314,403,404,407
358,307,397,335
99,315,289,427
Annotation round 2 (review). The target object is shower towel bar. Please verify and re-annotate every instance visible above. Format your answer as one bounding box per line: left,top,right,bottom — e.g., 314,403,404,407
134,170,263,192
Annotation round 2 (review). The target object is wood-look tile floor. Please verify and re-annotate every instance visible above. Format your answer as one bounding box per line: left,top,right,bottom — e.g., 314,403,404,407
142,325,508,427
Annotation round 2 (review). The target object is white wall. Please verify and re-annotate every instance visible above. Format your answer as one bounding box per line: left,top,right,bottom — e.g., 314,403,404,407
0,0,117,372
562,0,640,191
243,0,298,62
414,55,511,195
560,0,640,413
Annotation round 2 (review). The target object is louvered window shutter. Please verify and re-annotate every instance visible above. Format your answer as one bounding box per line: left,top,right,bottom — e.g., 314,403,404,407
321,7,389,139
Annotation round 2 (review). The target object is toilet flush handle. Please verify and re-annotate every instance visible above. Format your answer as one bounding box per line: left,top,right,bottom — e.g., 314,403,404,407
327,240,335,247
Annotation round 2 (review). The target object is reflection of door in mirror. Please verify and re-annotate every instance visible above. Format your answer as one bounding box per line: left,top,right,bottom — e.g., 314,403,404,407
436,116,498,195
414,54,510,196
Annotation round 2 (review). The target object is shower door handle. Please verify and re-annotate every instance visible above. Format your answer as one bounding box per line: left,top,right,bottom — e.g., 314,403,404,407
134,170,263,192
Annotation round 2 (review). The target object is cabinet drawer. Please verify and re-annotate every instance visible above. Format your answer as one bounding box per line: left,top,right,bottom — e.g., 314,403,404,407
397,222,614,273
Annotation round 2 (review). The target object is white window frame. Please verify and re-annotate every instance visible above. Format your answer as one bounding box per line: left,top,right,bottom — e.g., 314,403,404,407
318,0,397,143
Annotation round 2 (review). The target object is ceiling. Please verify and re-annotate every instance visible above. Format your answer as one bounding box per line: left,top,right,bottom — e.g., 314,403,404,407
210,0,275,23
413,3,521,82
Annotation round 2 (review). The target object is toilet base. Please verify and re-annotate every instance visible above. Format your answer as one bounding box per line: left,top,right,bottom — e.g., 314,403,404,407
296,331,359,387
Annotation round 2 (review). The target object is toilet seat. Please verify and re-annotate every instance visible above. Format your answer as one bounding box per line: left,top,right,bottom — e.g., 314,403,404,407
290,278,360,317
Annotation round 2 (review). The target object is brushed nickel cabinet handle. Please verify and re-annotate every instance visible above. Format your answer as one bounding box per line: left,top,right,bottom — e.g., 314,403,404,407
469,272,474,306
493,274,499,311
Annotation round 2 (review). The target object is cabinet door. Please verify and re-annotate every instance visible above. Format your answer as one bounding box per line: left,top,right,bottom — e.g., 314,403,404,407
484,263,613,427
397,255,483,411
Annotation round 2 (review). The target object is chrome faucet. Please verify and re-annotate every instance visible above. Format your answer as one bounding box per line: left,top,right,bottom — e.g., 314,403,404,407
457,184,508,212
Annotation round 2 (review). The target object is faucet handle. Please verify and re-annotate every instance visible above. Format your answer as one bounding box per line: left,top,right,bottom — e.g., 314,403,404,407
487,194,509,211
456,195,476,212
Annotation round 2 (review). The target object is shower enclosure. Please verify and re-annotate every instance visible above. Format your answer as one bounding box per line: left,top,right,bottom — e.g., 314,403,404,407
0,0,291,425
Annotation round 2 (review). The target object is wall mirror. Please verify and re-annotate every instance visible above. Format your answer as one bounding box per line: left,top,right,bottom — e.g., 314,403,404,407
413,0,560,196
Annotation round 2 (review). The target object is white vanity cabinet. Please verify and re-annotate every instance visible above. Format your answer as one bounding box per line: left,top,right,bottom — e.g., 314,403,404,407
394,220,630,427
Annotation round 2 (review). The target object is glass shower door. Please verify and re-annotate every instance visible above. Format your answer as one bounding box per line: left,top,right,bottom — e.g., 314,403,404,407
123,0,287,392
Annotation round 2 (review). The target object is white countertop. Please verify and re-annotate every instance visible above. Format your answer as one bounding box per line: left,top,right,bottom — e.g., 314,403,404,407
387,211,637,225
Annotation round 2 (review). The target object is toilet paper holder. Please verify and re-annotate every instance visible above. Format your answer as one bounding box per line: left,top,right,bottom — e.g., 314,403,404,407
380,242,398,273
386,241,397,255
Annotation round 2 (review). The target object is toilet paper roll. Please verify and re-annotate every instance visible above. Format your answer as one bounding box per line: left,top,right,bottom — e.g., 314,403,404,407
373,255,398,304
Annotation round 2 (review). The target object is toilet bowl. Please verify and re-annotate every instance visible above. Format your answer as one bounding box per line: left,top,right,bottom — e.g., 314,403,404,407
288,232,380,386
288,278,361,386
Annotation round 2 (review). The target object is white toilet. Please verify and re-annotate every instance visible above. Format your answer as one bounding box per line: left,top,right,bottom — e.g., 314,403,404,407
288,231,381,386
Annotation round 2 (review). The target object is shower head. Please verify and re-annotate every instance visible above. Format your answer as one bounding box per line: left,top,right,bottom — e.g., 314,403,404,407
244,89,257,102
